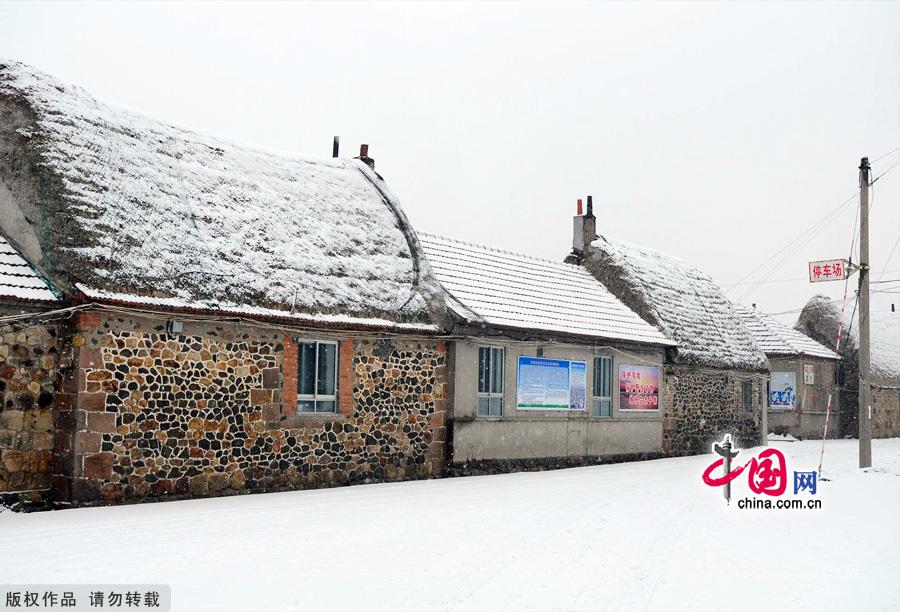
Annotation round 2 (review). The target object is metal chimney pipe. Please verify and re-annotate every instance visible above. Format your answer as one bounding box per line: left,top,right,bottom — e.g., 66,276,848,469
586,195,593,217
332,136,340,158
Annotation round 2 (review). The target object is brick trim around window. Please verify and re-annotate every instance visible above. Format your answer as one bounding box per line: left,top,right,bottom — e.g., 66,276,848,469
338,336,354,415
282,334,298,417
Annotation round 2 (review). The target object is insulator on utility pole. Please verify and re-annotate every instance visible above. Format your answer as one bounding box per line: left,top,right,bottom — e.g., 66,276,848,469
858,156,872,468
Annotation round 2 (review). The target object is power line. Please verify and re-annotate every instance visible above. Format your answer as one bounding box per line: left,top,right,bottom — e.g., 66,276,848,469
870,159,900,185
729,190,859,301
734,203,853,301
764,297,846,317
871,146,900,164
876,236,900,283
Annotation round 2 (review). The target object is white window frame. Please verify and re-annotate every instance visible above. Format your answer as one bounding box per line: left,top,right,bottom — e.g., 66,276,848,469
477,345,505,417
592,355,613,417
297,339,339,414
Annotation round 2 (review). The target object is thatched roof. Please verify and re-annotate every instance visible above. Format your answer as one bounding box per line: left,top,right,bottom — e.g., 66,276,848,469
583,236,768,371
0,60,445,328
796,295,900,388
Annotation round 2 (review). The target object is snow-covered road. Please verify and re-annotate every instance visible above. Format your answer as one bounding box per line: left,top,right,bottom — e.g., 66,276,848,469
2,438,898,612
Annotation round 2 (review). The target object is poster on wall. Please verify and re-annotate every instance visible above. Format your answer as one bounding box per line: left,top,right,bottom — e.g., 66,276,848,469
769,372,797,408
803,364,815,385
618,365,660,411
516,357,587,410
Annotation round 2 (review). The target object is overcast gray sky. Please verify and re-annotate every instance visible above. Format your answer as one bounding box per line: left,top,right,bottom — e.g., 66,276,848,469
2,1,898,322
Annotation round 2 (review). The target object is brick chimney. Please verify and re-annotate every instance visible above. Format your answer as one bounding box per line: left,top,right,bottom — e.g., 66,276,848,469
571,195,597,257
357,144,375,169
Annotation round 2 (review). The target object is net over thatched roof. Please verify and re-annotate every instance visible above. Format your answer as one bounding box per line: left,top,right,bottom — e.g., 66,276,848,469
0,60,444,329
796,295,900,388
583,236,768,371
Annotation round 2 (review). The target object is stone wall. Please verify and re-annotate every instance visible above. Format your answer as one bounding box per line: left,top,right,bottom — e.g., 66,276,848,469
662,364,764,455
0,320,69,506
68,312,448,505
766,356,840,440
871,386,900,439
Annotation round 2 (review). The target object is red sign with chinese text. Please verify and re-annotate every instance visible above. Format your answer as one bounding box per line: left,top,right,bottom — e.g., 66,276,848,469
808,259,849,283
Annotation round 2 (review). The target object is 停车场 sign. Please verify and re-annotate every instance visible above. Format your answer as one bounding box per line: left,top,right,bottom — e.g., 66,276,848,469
808,259,849,282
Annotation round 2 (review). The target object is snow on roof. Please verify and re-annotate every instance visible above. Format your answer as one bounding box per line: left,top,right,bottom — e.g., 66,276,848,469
418,233,675,346
796,295,900,387
585,236,768,370
0,60,443,327
0,234,58,303
735,305,838,360
77,285,438,333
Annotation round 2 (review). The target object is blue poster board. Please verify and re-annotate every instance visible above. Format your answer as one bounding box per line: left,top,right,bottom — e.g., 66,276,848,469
516,356,587,410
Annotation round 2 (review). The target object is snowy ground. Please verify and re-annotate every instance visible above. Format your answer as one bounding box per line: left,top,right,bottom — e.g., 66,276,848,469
2,438,898,612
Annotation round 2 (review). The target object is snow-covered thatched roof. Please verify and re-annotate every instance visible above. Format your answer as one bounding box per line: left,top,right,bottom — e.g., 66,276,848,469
0,234,58,303
735,304,837,360
419,233,675,346
583,237,768,371
0,60,444,328
796,295,900,388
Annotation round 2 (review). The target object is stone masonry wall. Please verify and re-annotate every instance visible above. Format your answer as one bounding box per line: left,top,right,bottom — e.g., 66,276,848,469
871,386,900,439
0,320,70,506
662,364,764,456
69,312,447,505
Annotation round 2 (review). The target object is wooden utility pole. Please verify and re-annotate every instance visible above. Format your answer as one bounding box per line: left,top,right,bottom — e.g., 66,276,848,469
858,157,872,468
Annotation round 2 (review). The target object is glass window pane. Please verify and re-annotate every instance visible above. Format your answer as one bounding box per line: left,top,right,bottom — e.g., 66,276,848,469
297,400,317,413
489,396,503,416
477,396,491,416
316,400,337,413
298,342,316,396
490,348,504,394
317,343,337,396
478,347,490,393
602,358,612,397
592,398,612,417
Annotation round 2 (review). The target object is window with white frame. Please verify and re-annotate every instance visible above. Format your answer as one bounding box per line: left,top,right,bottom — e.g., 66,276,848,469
477,346,504,417
297,340,338,413
592,356,613,417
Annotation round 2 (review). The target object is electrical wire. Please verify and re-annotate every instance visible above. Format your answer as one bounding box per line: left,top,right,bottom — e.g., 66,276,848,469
731,191,860,302
876,236,900,283
870,159,900,185
725,190,859,296
871,146,900,164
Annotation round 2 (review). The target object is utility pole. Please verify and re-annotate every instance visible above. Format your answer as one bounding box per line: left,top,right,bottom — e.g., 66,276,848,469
858,157,872,468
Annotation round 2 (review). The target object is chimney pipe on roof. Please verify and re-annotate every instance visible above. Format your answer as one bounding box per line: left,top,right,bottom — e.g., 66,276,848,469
571,195,597,258
577,199,583,216
332,136,340,158
357,143,375,169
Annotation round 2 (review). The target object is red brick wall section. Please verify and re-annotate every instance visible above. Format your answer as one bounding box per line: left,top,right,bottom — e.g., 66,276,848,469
282,334,297,417
76,311,101,331
338,336,354,415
